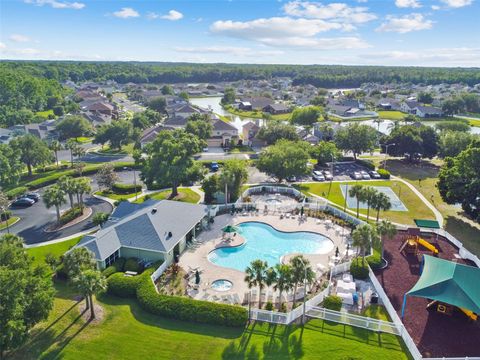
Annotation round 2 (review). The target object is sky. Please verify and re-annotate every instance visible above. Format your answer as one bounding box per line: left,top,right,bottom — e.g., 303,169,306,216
0,0,479,66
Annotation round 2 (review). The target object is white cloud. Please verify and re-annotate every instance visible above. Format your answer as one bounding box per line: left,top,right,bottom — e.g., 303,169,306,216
395,0,422,8
0,42,6,49
162,10,183,21
283,1,377,24
112,7,139,19
174,46,283,57
9,34,31,42
24,0,85,10
431,5,441,9
376,13,433,33
440,0,473,8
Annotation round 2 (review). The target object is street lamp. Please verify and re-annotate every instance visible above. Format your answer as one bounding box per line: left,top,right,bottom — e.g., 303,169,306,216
384,143,396,170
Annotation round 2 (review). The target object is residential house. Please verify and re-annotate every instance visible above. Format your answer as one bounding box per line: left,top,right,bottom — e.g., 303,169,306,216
401,101,420,114
415,106,443,118
140,124,176,147
0,128,14,144
208,119,238,147
74,200,209,269
263,103,289,115
81,101,115,117
242,121,266,147
377,98,401,111
11,120,57,140
239,97,274,111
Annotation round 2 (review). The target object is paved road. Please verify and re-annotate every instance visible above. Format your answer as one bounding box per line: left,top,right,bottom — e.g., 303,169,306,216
1,170,141,244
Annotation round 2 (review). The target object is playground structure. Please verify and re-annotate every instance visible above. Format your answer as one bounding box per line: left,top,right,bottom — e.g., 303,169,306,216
399,228,439,256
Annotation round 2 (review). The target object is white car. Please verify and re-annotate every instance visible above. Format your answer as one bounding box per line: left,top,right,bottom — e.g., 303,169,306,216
312,171,325,181
369,171,381,179
323,170,333,181
351,172,362,180
360,171,371,180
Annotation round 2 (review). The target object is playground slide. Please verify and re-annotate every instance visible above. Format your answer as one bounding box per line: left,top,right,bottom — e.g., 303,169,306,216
417,237,439,255
460,308,478,321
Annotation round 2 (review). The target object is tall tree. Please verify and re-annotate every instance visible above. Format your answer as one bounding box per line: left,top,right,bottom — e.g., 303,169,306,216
349,184,365,218
201,174,219,204
185,114,213,141
55,115,92,141
312,141,340,166
49,140,62,167
0,234,55,358
244,259,269,308
219,159,248,202
256,121,299,145
438,131,475,158
161,85,174,95
334,123,377,160
141,130,203,197
376,220,397,259
43,185,66,222
289,255,315,309
352,225,380,265
0,144,23,187
371,191,392,222
96,163,119,191
363,187,378,221
93,121,134,150
221,88,236,105
272,264,293,311
58,176,77,208
72,269,107,320
290,106,321,128
10,135,53,176
0,191,10,233
257,140,310,182
74,177,92,206
147,96,167,113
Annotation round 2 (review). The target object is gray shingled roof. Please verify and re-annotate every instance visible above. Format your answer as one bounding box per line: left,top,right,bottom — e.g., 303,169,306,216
75,200,208,261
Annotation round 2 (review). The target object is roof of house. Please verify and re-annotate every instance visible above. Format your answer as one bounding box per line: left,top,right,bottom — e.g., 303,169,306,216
164,116,189,127
75,200,209,261
243,121,260,131
415,106,443,114
140,124,175,144
265,103,288,111
406,255,480,314
212,119,237,132
404,100,420,109
85,102,114,111
241,97,273,110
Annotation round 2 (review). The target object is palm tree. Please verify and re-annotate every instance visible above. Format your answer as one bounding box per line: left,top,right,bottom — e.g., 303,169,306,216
376,220,397,259
58,176,76,208
49,140,62,167
289,255,315,309
371,192,392,222
65,139,78,167
43,185,66,223
0,191,11,233
74,177,92,207
349,184,365,218
352,224,380,266
272,264,293,311
73,269,107,319
363,187,378,221
244,259,269,308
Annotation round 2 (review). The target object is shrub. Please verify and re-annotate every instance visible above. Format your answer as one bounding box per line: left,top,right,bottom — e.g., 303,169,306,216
107,273,139,297
125,257,142,273
350,257,369,279
102,258,126,277
112,183,142,194
265,301,274,311
367,249,383,269
6,187,28,200
0,210,12,221
135,270,248,327
356,159,375,170
102,265,118,278
323,295,343,311
55,263,68,280
377,169,391,179
59,205,84,225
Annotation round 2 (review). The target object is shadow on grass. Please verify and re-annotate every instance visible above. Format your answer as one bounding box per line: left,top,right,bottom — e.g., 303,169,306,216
98,292,245,340
384,159,440,181
444,216,480,257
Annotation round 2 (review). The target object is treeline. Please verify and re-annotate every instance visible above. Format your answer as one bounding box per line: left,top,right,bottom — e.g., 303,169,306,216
2,61,479,87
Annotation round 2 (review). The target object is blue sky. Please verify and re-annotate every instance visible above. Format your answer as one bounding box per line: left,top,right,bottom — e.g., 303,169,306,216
0,0,479,66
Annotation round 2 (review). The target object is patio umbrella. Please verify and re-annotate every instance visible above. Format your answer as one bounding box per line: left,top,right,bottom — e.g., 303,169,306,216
222,225,241,234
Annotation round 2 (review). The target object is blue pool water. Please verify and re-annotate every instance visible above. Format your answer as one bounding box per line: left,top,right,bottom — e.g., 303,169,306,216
208,222,333,272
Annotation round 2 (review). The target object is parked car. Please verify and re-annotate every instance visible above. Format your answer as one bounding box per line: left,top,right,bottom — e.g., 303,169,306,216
323,170,333,181
369,171,381,179
12,197,35,207
312,171,325,181
24,192,40,202
287,175,297,182
210,162,219,172
351,171,362,180
202,147,209,152
360,171,371,180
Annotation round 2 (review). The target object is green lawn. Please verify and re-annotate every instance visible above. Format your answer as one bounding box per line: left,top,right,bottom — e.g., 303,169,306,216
0,216,20,230
11,283,408,360
27,236,82,270
228,145,255,154
224,105,292,121
467,118,480,127
133,188,200,204
375,158,480,257
75,137,92,143
94,190,138,201
35,109,54,118
298,180,435,225
361,305,391,321
377,111,407,120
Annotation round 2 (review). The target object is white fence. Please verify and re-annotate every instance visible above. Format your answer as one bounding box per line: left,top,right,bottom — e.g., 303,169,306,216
368,267,423,360
307,307,399,335
330,261,352,276
428,228,480,268
150,261,169,282
241,184,305,200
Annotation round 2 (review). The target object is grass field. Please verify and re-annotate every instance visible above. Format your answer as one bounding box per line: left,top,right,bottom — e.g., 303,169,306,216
35,109,55,118
224,105,292,121
377,111,406,120
133,188,200,204
27,236,82,271
94,190,138,201
11,283,408,360
95,143,134,155
375,158,480,256
298,180,435,225
0,216,20,230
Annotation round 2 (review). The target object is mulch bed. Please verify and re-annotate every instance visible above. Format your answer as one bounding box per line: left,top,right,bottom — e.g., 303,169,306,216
375,231,480,358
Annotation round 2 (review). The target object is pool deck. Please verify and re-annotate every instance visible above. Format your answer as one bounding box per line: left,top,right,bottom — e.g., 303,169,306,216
179,213,351,305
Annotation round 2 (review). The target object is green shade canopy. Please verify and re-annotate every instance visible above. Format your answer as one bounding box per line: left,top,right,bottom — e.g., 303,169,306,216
407,255,480,314
414,219,440,229
222,225,241,233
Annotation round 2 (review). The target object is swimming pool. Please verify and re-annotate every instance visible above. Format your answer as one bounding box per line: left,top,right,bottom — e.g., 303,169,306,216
208,222,334,272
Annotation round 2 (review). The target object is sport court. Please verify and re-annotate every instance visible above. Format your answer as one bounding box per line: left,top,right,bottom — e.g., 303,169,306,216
339,185,408,212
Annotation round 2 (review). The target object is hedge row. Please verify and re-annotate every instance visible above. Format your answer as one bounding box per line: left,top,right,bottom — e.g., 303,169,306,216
6,186,28,200
102,257,126,278
350,257,369,279
377,169,391,179
106,268,248,327
59,205,84,225
112,183,142,194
